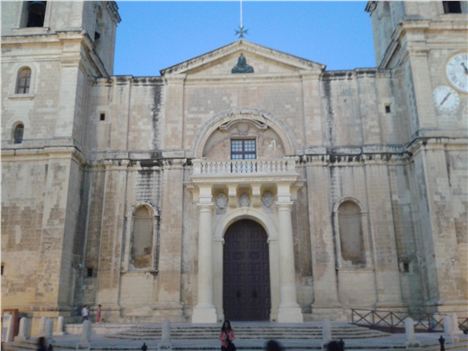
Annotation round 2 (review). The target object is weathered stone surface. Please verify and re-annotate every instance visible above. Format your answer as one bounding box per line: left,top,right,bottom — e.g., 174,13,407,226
1,1,467,327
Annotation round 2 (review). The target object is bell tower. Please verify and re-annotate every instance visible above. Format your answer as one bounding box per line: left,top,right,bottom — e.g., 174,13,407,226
1,1,120,325
366,1,468,314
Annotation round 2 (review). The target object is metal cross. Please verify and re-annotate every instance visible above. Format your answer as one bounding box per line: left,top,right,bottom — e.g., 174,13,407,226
235,25,248,39
235,0,248,38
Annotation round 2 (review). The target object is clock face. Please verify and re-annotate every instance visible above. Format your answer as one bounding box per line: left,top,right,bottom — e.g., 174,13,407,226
433,85,460,113
446,52,468,93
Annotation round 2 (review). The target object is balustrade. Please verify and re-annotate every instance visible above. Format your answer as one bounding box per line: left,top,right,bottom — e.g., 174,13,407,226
192,158,297,177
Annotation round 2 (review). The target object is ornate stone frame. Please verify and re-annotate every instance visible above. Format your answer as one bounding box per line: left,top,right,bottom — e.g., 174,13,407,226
191,108,297,159
212,207,281,322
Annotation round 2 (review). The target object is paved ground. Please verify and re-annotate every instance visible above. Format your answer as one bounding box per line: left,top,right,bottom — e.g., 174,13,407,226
7,333,468,350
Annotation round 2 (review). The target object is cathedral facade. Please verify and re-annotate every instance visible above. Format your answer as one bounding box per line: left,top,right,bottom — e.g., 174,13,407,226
2,1,468,328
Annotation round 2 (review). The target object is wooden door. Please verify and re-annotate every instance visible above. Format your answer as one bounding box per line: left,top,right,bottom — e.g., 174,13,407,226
223,219,271,321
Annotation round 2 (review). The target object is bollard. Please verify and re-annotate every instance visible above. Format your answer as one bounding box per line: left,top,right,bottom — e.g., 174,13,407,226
404,317,420,347
45,318,54,343
3,313,14,342
443,315,459,344
55,316,65,336
78,320,92,348
15,317,31,342
158,320,172,350
322,320,332,349
450,313,463,335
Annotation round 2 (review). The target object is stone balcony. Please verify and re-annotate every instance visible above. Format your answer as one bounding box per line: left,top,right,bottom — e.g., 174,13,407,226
191,157,298,184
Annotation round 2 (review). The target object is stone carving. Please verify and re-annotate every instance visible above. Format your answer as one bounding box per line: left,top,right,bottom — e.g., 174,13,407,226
262,192,274,208
239,193,250,207
231,54,254,74
215,193,228,210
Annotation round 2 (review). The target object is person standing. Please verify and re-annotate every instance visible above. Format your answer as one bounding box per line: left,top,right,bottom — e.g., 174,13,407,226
219,320,236,351
96,304,102,323
81,305,89,322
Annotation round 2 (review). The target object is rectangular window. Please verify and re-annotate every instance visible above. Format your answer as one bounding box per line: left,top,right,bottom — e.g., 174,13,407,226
443,1,462,13
27,1,47,27
99,113,106,121
385,104,391,114
231,139,256,160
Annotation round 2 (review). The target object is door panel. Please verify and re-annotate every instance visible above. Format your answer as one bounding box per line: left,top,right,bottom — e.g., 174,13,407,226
223,219,271,321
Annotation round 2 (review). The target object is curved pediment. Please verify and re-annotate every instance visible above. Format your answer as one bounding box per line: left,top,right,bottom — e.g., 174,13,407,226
161,40,325,77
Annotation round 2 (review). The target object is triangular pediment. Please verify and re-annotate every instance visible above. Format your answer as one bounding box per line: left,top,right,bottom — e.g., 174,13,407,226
160,40,325,77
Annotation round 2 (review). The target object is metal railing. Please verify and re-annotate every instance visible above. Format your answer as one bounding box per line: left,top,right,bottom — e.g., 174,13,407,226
351,309,468,333
192,158,297,176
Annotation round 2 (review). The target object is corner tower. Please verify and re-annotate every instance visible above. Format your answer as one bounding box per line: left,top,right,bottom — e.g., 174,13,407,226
1,1,120,326
366,1,468,314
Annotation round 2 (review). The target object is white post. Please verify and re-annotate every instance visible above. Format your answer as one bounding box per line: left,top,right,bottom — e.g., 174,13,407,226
3,313,14,342
192,185,217,323
158,320,172,350
404,318,419,346
79,320,92,348
55,316,65,336
450,313,463,335
15,317,31,342
322,319,332,347
40,317,47,337
444,315,460,344
44,318,54,343
276,183,303,323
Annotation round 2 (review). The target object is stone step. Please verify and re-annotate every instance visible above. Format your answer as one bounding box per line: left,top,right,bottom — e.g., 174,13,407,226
108,324,388,340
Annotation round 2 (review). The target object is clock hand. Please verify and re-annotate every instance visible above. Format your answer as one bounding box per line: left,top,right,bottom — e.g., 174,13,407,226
440,93,451,106
461,62,468,74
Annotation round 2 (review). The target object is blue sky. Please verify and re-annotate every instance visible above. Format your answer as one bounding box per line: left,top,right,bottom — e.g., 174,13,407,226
114,1,375,76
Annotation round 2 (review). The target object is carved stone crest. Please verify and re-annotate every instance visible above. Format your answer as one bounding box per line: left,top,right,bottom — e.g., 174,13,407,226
239,193,250,207
215,193,228,210
262,192,274,208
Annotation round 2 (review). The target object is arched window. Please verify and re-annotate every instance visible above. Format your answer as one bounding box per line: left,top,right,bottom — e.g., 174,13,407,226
338,201,365,265
15,67,31,94
13,123,24,144
131,206,153,269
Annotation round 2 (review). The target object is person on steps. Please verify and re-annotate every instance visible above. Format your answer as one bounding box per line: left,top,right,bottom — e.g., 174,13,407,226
219,320,236,351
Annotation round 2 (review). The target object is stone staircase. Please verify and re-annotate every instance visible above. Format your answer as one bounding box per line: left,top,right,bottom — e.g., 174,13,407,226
107,322,388,340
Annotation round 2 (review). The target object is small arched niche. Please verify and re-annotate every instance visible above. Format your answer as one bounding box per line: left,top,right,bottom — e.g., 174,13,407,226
338,200,366,265
203,119,285,160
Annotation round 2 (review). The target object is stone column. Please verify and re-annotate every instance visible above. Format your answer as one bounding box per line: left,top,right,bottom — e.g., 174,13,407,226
276,183,303,323
192,185,217,323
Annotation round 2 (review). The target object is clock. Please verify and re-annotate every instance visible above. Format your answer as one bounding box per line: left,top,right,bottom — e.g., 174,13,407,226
446,52,468,93
433,85,460,113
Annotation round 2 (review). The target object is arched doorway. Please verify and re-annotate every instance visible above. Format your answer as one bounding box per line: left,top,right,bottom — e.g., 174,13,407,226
223,219,271,321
